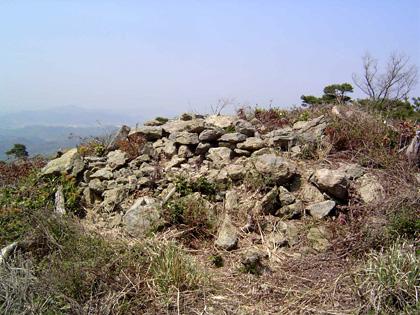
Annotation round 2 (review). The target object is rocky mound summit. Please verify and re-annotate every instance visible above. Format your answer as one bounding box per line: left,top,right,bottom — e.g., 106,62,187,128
42,111,385,250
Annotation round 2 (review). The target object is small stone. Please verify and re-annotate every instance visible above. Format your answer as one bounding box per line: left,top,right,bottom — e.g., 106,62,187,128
195,142,211,155
198,128,224,142
311,168,349,200
260,187,280,215
356,174,385,204
306,200,336,219
128,126,163,140
90,168,113,180
307,226,330,252
123,197,160,237
107,150,128,170
235,119,256,136
215,214,238,250
169,131,199,145
207,147,232,166
237,137,265,151
219,132,247,143
278,186,295,206
178,145,193,158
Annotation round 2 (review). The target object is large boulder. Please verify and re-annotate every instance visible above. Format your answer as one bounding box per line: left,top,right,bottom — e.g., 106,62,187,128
42,148,84,177
252,154,297,184
310,168,349,200
123,197,160,237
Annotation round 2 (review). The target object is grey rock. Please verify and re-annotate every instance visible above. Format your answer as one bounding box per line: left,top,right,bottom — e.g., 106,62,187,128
90,168,113,180
252,154,297,184
42,148,84,177
215,214,238,250
234,119,255,136
162,140,177,157
101,187,127,212
260,187,280,215
277,200,303,219
106,125,130,151
128,126,163,140
311,168,349,200
169,131,199,145
195,142,211,155
205,115,236,129
162,119,205,134
307,226,330,252
178,145,193,158
278,186,295,206
237,137,265,151
356,174,385,204
224,164,245,181
123,197,160,237
107,150,128,170
225,190,239,211
198,128,224,142
88,178,106,193
165,156,186,170
219,132,247,143
306,200,336,219
207,147,233,166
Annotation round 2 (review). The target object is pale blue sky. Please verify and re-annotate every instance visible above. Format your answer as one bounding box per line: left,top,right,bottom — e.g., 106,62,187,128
0,0,419,118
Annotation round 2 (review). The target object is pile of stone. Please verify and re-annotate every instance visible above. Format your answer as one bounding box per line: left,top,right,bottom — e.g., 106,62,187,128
41,112,385,252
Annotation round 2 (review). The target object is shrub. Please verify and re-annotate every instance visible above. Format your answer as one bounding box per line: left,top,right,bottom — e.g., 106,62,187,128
325,110,406,168
116,133,146,160
354,241,419,314
173,176,218,199
254,107,289,132
388,206,420,240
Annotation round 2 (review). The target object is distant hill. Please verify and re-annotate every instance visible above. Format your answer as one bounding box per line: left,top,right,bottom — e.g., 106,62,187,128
0,105,142,160
0,105,140,128
0,125,117,160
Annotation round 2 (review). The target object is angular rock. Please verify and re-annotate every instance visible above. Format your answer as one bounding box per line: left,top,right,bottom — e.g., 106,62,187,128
215,214,238,250
88,178,106,193
178,145,193,158
298,183,325,203
143,118,168,126
307,226,330,252
306,200,336,219
252,154,297,184
205,115,236,129
225,190,239,211
162,140,177,157
237,137,265,151
198,128,224,142
169,131,199,145
277,200,303,219
219,132,247,143
42,148,84,177
260,187,280,215
278,186,295,206
224,164,245,181
90,168,113,180
128,126,163,140
311,168,349,200
123,197,160,237
106,125,130,151
356,174,385,204
101,187,127,212
195,142,211,155
235,119,255,136
107,150,128,170
165,156,186,170
207,147,232,166
162,119,205,134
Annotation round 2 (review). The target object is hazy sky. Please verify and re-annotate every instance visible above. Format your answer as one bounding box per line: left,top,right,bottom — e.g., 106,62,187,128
1,0,419,118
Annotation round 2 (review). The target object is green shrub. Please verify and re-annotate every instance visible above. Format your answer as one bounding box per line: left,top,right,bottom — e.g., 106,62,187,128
174,176,218,199
388,207,420,240
147,241,208,295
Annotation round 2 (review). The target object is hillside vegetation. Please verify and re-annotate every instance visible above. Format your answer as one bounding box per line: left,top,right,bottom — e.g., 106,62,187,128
0,103,419,314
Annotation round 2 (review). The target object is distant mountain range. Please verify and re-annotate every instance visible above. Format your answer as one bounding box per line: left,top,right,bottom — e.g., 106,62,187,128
0,106,142,160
